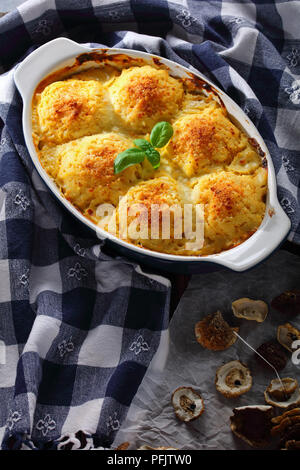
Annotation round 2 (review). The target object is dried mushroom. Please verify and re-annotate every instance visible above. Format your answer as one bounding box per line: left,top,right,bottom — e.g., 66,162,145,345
265,378,298,401
255,340,287,371
171,386,204,422
230,405,274,448
271,289,300,316
285,440,300,450
115,442,130,450
138,445,178,450
232,298,268,322
272,407,300,426
195,311,239,351
271,407,300,450
265,378,300,409
215,360,252,398
277,323,300,352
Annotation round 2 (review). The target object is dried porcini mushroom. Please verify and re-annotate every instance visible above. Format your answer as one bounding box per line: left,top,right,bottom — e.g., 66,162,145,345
265,378,300,409
230,405,274,448
255,340,287,371
232,298,268,322
171,386,204,422
277,323,300,352
195,311,239,351
138,445,178,450
215,360,252,398
271,408,300,449
271,289,300,316
115,442,130,450
272,414,300,437
271,407,300,426
285,440,300,450
279,425,300,450
265,378,298,401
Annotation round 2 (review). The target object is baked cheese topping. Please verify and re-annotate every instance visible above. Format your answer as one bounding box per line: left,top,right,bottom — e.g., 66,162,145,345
32,60,267,256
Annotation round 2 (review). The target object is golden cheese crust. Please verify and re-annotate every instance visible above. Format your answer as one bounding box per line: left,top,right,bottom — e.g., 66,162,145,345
55,133,142,214
109,65,184,133
165,105,247,177
32,62,267,256
192,169,267,254
37,79,112,145
113,176,190,253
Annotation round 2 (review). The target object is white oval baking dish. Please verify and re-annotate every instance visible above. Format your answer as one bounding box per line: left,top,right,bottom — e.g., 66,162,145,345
14,37,291,273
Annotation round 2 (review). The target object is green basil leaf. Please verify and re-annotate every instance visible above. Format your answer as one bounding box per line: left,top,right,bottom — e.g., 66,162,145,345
114,148,146,174
133,139,153,152
150,121,174,148
145,147,161,169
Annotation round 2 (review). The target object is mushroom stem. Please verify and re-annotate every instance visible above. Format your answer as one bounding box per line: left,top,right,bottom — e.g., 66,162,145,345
233,331,288,400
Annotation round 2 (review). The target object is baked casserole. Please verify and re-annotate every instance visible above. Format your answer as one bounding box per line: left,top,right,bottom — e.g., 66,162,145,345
32,56,267,256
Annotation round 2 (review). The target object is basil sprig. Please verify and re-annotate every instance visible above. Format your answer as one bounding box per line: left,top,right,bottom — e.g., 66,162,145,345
150,121,173,148
114,121,173,174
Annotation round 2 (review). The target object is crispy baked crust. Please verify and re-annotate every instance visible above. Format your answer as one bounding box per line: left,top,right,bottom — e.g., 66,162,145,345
32,60,267,257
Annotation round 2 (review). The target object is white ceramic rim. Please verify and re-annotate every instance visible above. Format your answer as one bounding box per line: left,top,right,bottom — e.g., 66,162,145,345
14,37,291,272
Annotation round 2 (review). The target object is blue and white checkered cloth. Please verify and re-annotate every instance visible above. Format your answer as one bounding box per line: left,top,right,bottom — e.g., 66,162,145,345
0,0,299,450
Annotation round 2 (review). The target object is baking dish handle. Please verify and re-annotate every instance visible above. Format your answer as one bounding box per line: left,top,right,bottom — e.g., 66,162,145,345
14,38,90,99
217,202,291,272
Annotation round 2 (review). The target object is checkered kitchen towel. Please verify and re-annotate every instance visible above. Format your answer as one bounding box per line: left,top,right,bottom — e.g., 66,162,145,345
0,0,299,450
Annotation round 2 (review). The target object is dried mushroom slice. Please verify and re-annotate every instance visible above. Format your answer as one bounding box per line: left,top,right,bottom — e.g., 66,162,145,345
272,414,300,436
277,323,300,352
265,377,298,402
255,340,287,371
115,442,130,450
271,289,300,316
277,422,300,449
264,379,300,408
171,386,204,422
232,298,268,322
195,311,239,351
271,407,300,425
215,360,252,398
138,445,178,450
285,440,300,450
230,405,274,448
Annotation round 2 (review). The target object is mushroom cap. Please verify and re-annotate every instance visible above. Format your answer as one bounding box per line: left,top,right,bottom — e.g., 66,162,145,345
271,289,300,316
230,405,274,448
171,386,204,422
195,311,239,351
255,340,287,371
265,377,300,409
232,298,268,322
215,360,252,398
265,377,298,402
277,323,300,352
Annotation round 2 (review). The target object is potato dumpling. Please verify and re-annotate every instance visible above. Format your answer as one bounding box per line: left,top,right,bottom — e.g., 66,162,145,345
37,80,112,145
109,65,184,133
55,133,142,213
113,176,190,253
192,168,267,254
165,106,246,177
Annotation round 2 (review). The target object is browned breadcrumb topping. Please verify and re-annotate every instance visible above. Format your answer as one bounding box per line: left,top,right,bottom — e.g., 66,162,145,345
53,97,83,121
210,180,243,217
